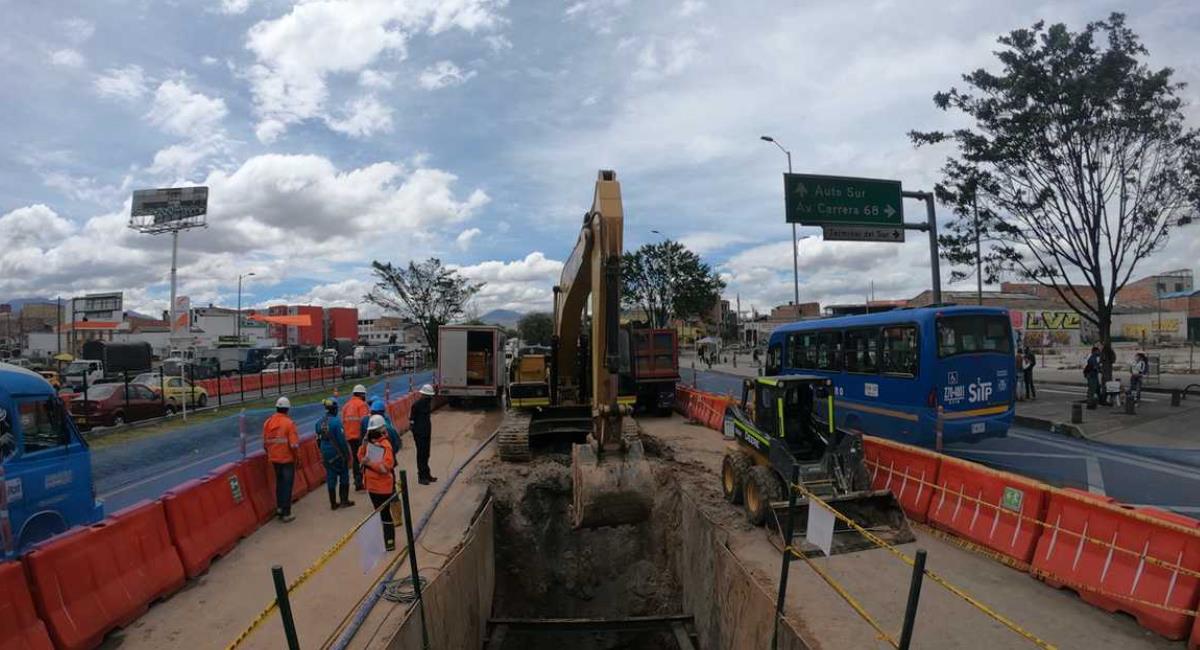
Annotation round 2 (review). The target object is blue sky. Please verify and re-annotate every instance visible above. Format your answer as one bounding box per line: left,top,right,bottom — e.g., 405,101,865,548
1,0,1198,317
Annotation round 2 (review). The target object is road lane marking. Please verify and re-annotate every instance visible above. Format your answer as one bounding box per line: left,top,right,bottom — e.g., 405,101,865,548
1085,456,1106,495
1009,430,1200,480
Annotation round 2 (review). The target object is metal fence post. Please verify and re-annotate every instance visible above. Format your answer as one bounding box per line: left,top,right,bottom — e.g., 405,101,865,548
271,565,301,650
399,470,430,650
898,549,928,650
160,371,166,412
771,464,801,650
239,364,245,403
123,370,130,419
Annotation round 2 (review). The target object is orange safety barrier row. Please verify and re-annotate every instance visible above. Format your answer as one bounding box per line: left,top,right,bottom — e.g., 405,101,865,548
298,435,327,490
162,463,259,579
240,451,276,525
1034,488,1200,640
928,456,1049,565
260,450,312,504
673,385,732,431
22,500,185,650
193,366,342,398
0,560,53,650
862,437,942,523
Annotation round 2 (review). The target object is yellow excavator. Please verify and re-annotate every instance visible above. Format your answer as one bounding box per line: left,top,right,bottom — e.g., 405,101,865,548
497,170,653,529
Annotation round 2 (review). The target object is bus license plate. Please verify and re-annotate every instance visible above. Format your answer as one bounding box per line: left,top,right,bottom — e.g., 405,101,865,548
971,422,986,434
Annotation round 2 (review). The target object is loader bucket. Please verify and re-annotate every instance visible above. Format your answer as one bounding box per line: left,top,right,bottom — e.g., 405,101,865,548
571,437,655,529
768,489,914,556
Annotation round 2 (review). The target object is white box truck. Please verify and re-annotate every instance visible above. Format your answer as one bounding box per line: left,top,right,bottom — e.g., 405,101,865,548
437,325,506,400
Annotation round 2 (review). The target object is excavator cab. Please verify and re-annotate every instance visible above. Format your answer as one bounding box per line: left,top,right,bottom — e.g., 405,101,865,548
722,375,913,555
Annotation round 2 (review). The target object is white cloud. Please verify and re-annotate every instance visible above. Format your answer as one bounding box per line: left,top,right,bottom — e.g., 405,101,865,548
0,205,75,248
146,79,228,137
93,65,148,102
49,49,85,68
219,0,251,14
244,0,504,140
676,0,705,17
455,252,564,312
418,60,476,89
202,56,220,66
358,69,395,89
60,18,95,43
456,227,482,250
678,230,761,255
325,95,394,137
633,36,699,81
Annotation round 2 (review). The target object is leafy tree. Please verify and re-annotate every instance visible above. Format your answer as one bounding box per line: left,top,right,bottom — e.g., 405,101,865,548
517,312,553,346
911,13,1199,345
622,240,726,328
364,258,484,361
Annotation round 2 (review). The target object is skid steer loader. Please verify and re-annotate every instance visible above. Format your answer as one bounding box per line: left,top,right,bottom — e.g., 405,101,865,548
720,375,913,555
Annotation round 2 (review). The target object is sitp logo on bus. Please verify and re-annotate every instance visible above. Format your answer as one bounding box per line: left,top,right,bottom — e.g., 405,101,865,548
968,379,993,403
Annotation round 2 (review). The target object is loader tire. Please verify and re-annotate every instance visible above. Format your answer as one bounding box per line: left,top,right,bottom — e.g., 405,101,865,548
721,451,754,504
743,465,783,526
497,411,532,462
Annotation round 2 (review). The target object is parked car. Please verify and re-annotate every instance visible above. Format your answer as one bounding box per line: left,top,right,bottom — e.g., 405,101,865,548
37,370,62,390
69,384,168,428
150,376,209,409
262,361,295,374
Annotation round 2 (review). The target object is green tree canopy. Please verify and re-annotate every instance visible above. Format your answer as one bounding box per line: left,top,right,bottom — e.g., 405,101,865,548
911,13,1199,340
622,240,725,328
364,258,484,361
517,312,553,346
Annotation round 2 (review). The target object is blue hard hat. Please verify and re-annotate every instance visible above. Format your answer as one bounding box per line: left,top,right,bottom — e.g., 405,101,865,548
371,399,386,413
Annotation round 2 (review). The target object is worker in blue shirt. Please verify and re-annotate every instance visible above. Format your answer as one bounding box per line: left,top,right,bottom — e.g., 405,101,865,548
316,398,355,510
362,399,402,459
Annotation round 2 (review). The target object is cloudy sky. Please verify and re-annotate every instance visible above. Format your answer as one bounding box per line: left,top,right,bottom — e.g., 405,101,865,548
1,0,1198,318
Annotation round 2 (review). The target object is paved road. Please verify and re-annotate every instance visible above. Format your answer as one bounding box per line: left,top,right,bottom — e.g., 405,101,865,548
94,371,434,512
682,367,1200,516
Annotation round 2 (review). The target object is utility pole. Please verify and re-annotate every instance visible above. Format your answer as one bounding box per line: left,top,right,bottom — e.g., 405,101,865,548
760,136,800,306
972,181,983,305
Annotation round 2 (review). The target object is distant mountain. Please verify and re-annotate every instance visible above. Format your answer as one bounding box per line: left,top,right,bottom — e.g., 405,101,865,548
0,297,59,313
479,309,523,329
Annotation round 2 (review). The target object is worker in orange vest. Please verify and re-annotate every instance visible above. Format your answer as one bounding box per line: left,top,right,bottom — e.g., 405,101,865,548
342,384,370,491
263,396,301,522
359,415,397,551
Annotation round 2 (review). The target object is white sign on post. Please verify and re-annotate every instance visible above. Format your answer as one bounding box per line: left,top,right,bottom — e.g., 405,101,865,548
356,512,386,574
806,499,836,556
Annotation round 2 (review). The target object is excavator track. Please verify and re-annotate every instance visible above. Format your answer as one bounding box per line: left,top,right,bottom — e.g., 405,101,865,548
497,410,533,462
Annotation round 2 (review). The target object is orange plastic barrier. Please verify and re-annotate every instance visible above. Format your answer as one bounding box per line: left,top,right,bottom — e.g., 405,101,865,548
387,393,418,433
240,451,276,524
927,456,1048,565
105,501,187,607
671,387,731,431
298,435,326,490
261,452,311,504
862,437,941,523
1032,488,1200,640
1192,610,1200,650
0,560,53,650
162,465,258,578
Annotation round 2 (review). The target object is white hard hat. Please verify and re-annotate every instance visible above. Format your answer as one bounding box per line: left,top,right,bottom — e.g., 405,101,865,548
419,384,435,396
275,396,291,409
368,414,386,430
353,384,367,395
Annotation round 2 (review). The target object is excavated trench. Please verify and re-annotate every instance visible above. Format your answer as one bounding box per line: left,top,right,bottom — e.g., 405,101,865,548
476,454,688,650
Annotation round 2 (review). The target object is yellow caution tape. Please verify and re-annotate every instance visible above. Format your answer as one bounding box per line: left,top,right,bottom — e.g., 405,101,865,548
787,546,899,648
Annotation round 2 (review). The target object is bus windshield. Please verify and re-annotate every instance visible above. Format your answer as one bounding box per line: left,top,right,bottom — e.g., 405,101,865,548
937,315,1012,357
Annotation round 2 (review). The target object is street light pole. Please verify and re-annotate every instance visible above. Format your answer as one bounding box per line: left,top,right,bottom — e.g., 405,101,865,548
237,272,255,347
761,136,800,306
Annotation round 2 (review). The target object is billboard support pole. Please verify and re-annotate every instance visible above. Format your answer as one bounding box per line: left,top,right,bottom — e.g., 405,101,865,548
169,230,179,338
901,191,942,305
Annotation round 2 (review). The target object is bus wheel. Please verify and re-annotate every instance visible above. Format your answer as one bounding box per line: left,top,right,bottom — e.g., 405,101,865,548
721,451,753,504
743,466,783,526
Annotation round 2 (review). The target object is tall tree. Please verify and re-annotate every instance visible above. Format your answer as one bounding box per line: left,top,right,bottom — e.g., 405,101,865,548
364,258,484,361
622,240,726,328
517,312,553,346
911,13,1199,342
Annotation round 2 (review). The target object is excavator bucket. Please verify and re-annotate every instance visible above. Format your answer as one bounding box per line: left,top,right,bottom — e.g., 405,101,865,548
768,489,914,556
571,437,655,529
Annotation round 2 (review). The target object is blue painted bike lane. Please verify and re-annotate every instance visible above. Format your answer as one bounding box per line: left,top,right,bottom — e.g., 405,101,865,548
94,371,435,512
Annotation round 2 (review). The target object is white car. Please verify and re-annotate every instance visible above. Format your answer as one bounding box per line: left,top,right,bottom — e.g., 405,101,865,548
262,361,295,374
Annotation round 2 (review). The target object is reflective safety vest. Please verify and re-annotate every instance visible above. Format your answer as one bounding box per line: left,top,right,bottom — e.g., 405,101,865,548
342,397,370,441
358,437,395,495
263,413,300,464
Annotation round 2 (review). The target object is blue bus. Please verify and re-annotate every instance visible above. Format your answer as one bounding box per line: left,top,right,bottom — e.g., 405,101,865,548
0,363,103,555
766,306,1015,447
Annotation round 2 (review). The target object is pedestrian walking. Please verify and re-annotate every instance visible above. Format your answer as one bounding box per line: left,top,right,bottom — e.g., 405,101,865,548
1022,346,1037,400
1084,344,1102,406
263,396,300,522
1100,341,1117,405
1130,352,1148,404
361,398,401,458
410,384,437,485
358,415,397,552
316,398,355,510
342,384,370,491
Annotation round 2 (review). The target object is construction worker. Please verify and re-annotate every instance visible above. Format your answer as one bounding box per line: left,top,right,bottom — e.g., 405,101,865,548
263,397,301,522
359,415,397,552
342,384,370,491
316,398,355,510
361,398,402,458
410,384,437,484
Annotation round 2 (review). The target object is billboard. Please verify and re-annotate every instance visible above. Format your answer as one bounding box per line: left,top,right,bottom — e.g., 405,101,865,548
130,187,208,233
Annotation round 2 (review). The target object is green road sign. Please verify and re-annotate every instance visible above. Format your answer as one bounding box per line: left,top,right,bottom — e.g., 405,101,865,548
784,173,903,226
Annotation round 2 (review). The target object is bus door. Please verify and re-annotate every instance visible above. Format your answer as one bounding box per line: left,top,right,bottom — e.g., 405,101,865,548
1,395,100,552
933,313,1015,436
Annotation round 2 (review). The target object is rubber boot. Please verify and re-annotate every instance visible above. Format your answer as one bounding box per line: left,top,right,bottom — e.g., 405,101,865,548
338,482,355,508
327,485,338,511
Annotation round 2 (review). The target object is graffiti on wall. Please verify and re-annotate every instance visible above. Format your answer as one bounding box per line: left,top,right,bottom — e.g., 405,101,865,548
1122,320,1180,339
1024,311,1081,330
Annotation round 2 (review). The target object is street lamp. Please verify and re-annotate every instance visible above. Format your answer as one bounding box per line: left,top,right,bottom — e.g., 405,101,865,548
760,135,800,306
237,272,255,347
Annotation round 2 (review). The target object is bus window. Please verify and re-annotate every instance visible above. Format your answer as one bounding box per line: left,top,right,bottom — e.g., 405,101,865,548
843,329,878,374
937,315,1012,357
766,343,782,375
787,332,817,369
816,331,841,371
19,398,70,454
881,326,918,376
0,407,13,462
